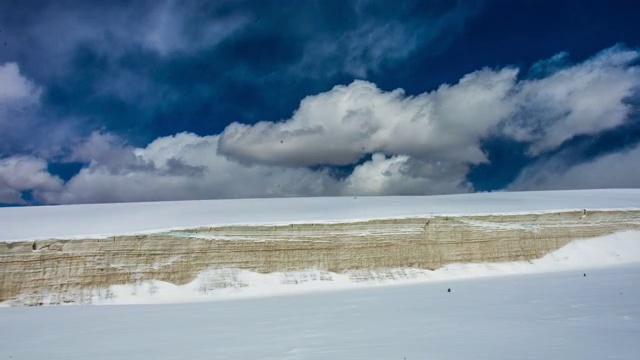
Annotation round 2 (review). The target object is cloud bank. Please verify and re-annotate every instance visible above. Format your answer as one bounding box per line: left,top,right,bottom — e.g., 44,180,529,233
1,45,639,204
41,132,340,204
220,46,639,166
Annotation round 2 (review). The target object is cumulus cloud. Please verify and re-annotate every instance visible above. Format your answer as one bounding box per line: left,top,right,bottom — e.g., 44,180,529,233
218,45,640,196
0,134,467,204
34,130,474,205
0,156,63,204
503,45,640,155
48,129,480,204
2,45,639,205
509,143,640,191
219,69,517,167
343,154,472,196
42,132,341,204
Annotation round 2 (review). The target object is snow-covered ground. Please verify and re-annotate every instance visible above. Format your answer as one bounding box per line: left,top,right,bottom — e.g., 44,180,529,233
1,189,639,242
1,263,638,360
2,190,639,357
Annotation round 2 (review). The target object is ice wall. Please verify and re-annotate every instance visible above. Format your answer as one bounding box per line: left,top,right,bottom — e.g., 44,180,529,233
1,210,639,305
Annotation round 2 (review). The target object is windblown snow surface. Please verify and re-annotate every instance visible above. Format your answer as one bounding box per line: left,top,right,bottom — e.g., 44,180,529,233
1,189,639,242
0,261,639,359
1,190,639,359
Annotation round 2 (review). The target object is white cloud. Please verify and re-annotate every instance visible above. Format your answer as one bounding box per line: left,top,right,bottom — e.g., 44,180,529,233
3,46,639,205
343,153,472,196
0,156,63,204
218,45,640,197
221,47,640,170
0,63,39,101
43,132,341,204
219,69,517,167
504,45,640,155
38,131,475,204
68,131,141,168
31,132,470,204
509,143,640,191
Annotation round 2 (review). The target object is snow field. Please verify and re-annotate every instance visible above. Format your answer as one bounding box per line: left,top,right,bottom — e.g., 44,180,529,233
0,263,638,360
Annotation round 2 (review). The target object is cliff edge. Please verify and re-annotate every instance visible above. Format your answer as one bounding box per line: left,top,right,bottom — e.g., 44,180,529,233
2,209,639,305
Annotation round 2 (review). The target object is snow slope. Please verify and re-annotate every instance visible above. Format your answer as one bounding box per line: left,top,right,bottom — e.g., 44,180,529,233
1,189,640,242
1,263,638,360
1,191,639,357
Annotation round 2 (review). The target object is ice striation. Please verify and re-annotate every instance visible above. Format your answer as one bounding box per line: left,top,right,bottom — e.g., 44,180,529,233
1,209,639,305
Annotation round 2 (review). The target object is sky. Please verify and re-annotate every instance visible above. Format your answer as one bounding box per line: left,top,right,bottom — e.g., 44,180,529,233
0,0,639,205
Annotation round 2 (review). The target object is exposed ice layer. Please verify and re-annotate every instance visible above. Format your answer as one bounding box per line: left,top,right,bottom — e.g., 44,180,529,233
1,189,640,242
99,230,640,305
2,209,639,306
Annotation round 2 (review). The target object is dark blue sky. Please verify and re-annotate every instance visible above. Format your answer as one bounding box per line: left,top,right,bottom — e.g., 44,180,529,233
1,0,639,205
